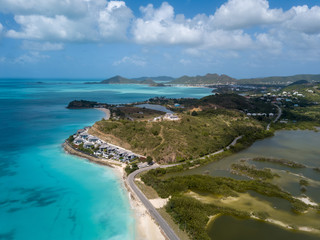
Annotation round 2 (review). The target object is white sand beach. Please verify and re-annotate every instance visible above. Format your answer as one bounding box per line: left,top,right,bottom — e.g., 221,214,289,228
94,108,110,120
110,164,165,240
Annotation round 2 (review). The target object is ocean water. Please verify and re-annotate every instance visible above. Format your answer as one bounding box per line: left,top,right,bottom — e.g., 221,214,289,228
0,79,212,240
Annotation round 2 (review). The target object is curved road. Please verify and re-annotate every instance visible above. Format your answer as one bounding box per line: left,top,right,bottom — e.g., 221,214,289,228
127,164,180,240
127,136,243,240
267,104,282,130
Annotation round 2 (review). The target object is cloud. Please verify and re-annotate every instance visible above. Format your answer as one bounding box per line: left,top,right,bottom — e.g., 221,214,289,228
212,0,286,29
22,41,64,51
132,2,254,49
14,51,49,64
284,5,320,34
2,0,320,61
6,1,133,42
113,56,146,67
0,0,91,17
132,2,202,45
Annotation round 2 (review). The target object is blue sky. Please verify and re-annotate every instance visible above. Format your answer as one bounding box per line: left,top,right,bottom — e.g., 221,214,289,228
0,0,320,79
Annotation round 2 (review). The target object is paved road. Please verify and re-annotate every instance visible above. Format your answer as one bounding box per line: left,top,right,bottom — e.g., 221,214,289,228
127,164,180,240
267,104,282,130
127,136,242,240
200,135,242,160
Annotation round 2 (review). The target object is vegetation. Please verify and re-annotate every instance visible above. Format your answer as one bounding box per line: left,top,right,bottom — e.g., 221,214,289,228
299,179,309,186
169,73,235,85
93,109,266,163
230,163,277,180
110,106,164,120
125,163,138,175
140,172,311,240
99,75,156,85
251,157,306,168
238,74,320,85
67,100,107,109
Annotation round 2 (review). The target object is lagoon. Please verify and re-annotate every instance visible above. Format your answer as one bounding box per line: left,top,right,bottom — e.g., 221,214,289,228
179,130,320,239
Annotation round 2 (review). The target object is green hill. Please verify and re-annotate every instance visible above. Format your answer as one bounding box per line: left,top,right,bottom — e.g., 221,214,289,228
132,76,174,82
97,75,156,85
238,74,320,85
169,73,236,85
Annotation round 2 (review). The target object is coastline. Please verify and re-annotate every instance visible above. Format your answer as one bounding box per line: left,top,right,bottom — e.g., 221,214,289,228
63,141,165,240
94,108,110,120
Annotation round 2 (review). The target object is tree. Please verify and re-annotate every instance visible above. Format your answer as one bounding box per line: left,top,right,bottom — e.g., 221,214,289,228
146,156,153,164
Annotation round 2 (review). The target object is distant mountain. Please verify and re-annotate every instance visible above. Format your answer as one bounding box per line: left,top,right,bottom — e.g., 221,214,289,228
238,74,320,85
100,75,136,84
99,75,156,85
132,76,175,82
86,73,320,86
169,73,236,85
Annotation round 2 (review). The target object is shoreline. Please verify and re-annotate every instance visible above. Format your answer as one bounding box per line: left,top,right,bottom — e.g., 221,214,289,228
94,108,110,120
63,141,166,240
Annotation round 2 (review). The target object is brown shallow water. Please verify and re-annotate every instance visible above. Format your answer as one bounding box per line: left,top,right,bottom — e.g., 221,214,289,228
208,215,320,240
173,130,320,239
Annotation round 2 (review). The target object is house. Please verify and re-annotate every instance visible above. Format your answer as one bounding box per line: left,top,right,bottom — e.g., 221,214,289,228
164,113,180,121
80,132,89,139
77,129,85,134
84,142,94,149
153,116,162,122
99,144,109,150
269,113,274,117
74,137,84,145
88,136,99,143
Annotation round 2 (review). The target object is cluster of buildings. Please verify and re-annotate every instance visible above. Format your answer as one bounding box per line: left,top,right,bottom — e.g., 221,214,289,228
246,112,274,117
152,113,180,122
72,127,142,163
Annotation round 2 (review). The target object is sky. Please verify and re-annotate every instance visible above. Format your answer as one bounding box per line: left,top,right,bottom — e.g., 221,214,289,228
0,0,320,79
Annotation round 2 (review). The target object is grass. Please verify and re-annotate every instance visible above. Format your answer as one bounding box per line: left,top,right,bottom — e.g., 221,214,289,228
134,180,159,199
93,110,266,163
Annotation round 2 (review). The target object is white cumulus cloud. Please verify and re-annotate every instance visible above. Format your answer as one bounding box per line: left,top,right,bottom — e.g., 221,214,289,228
6,1,133,42
212,0,286,29
132,2,203,45
284,5,320,34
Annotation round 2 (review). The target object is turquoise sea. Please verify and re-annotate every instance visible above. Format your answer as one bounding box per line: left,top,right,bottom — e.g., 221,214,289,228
0,79,212,240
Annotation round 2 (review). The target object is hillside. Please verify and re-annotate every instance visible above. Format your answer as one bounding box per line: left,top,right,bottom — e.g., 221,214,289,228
169,73,236,85
282,82,320,102
238,74,320,85
89,111,265,163
132,76,174,82
99,75,156,85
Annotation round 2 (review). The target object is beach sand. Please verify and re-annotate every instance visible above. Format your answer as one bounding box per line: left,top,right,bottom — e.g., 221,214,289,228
94,108,110,120
64,143,165,240
111,165,165,240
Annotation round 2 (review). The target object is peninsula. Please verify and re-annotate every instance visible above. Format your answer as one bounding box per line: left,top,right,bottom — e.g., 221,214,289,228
64,81,320,240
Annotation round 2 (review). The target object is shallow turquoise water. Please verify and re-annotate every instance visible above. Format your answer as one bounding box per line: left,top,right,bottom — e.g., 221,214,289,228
0,79,212,239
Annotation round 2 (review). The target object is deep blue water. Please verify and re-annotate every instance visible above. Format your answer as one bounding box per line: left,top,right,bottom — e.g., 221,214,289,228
0,79,212,240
